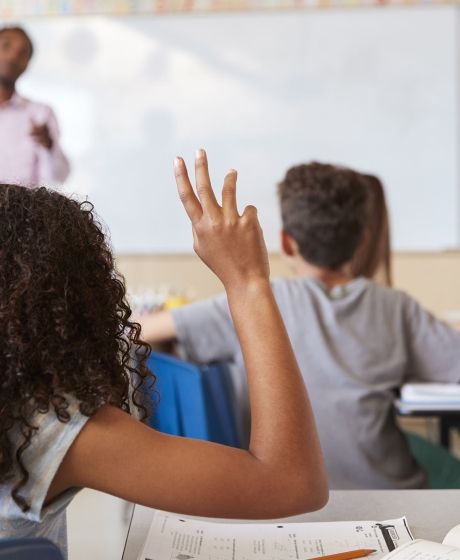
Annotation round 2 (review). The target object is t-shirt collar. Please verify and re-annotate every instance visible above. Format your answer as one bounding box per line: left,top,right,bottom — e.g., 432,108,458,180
307,275,369,300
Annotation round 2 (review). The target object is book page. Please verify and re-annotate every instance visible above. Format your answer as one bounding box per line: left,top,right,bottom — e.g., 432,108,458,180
401,384,460,404
138,513,413,560
444,525,460,548
383,539,460,560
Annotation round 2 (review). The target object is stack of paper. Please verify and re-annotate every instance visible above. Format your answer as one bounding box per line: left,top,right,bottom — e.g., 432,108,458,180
398,384,460,412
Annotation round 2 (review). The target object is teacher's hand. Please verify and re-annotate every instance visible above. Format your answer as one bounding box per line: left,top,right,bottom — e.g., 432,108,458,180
30,121,53,150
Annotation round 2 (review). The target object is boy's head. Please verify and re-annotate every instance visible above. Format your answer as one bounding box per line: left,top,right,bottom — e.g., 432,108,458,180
278,162,367,271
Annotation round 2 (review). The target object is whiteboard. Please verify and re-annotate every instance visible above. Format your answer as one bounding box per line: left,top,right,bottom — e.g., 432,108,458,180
18,7,458,252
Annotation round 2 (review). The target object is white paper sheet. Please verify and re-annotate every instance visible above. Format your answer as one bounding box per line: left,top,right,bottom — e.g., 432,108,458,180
382,539,460,560
138,513,414,560
444,525,460,548
400,384,460,405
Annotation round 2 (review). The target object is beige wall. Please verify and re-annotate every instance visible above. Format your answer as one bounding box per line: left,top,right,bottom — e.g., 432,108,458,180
391,252,460,319
116,251,460,320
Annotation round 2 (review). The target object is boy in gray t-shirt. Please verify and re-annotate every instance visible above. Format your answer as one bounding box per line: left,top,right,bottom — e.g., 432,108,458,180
141,162,460,490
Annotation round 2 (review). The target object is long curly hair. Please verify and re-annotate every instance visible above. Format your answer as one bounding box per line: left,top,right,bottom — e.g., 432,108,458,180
0,185,152,512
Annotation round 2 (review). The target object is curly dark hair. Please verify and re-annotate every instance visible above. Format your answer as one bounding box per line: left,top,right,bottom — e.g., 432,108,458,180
0,185,152,512
278,162,368,270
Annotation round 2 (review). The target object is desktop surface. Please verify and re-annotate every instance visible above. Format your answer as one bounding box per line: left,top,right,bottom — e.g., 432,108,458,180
123,490,460,560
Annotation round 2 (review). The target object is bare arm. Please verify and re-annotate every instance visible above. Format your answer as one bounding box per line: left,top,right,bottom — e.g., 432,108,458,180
136,310,177,344
48,150,328,519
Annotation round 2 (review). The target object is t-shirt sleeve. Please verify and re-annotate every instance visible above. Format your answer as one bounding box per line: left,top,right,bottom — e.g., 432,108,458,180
171,294,239,364
405,295,460,383
21,397,90,522
36,107,71,185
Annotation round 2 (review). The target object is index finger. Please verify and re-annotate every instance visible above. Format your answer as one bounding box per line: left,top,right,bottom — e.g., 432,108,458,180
174,157,202,223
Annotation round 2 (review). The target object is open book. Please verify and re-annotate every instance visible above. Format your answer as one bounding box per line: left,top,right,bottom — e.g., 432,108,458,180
382,526,460,560
138,511,414,560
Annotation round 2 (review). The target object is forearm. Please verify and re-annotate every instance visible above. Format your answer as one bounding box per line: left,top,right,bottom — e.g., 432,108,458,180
227,279,325,478
138,310,177,344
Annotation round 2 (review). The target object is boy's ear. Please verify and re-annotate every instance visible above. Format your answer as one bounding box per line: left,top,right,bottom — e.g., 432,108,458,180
280,230,298,257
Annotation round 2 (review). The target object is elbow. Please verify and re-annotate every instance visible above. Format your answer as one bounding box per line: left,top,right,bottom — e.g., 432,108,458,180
282,455,329,515
298,478,329,513
255,471,329,519
285,474,329,516
284,457,330,515
61,164,71,183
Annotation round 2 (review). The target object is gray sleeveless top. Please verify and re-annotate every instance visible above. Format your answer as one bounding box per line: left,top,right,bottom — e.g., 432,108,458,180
0,396,89,558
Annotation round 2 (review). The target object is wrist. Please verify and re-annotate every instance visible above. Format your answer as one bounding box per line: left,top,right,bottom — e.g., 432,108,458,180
225,275,272,300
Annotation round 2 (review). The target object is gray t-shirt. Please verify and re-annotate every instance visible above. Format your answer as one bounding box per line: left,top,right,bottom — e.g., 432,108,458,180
0,396,89,558
172,277,460,490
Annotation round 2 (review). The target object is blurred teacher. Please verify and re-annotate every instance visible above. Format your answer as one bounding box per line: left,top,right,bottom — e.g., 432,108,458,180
0,26,70,187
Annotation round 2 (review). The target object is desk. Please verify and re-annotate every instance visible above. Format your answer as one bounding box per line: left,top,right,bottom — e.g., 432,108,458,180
122,490,460,560
395,400,460,449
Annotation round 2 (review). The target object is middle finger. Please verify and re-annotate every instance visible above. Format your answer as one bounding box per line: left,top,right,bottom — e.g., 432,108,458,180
195,149,220,217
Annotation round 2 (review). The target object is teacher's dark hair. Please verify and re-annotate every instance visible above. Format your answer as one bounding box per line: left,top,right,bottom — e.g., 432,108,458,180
0,185,153,512
0,26,34,59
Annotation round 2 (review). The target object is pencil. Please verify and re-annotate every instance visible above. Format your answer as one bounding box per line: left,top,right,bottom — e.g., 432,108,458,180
308,549,377,560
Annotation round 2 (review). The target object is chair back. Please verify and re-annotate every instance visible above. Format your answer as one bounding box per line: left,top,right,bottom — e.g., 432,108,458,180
0,538,64,559
146,353,240,447
201,363,240,447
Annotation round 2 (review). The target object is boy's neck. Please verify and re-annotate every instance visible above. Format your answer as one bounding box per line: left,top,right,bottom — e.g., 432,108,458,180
290,258,353,289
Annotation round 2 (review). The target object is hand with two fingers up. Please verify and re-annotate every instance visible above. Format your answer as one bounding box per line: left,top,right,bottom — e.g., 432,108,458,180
174,149,270,291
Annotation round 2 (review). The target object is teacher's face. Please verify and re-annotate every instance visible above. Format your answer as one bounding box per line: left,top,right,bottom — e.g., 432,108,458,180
0,30,31,86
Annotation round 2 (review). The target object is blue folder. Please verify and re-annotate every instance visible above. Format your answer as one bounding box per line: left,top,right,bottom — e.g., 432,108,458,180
145,353,240,447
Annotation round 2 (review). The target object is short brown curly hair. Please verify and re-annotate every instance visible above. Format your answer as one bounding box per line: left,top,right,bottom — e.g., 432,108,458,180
278,162,368,270
0,185,152,511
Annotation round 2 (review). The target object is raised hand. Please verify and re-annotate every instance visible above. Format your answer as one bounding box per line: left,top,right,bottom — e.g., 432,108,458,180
46,149,327,520
174,149,270,290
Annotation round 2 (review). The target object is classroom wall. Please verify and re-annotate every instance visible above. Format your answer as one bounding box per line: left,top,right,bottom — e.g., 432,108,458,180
21,7,459,253
116,252,460,321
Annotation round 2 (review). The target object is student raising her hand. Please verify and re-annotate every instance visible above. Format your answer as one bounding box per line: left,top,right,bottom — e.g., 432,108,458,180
0,150,328,558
